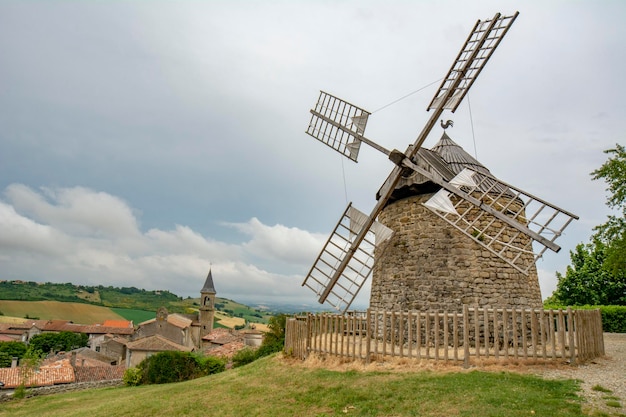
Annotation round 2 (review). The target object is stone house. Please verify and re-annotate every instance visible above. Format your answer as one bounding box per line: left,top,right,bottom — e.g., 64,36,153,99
123,268,218,367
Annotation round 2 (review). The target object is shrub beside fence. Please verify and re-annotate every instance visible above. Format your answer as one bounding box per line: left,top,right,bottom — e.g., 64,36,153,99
285,307,604,366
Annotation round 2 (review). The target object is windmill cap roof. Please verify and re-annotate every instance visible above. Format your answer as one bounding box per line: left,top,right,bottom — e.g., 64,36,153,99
430,131,491,176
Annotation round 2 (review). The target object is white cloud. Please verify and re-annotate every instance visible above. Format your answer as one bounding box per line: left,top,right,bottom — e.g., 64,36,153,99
5,184,140,239
0,184,320,304
223,217,325,266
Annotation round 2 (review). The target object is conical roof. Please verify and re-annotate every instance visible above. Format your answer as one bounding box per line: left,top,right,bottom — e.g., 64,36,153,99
430,132,490,176
379,130,504,205
201,269,216,294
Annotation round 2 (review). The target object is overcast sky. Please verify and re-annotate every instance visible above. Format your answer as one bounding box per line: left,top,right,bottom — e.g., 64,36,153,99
0,1,624,310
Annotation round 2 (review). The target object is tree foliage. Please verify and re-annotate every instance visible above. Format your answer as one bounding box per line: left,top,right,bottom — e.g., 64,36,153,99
0,341,28,367
551,144,626,306
551,241,625,305
254,314,287,357
591,144,626,275
0,341,28,359
126,351,225,385
28,331,89,354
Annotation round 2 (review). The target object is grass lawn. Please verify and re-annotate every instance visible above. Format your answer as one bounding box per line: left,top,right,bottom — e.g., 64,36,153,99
0,355,586,417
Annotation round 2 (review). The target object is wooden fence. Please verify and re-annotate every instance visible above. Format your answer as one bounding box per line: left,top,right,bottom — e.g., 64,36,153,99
284,307,604,366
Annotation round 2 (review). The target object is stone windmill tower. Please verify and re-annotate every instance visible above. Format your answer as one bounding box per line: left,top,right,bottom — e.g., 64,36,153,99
300,12,578,313
369,129,543,312
199,268,216,338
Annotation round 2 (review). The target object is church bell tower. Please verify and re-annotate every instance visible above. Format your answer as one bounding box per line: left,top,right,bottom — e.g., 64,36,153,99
199,268,216,338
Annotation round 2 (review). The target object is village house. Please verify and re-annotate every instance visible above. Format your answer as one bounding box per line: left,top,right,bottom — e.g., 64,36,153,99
0,268,263,389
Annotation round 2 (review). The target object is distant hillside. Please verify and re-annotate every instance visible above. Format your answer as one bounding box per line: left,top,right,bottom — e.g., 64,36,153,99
0,280,275,326
0,280,182,312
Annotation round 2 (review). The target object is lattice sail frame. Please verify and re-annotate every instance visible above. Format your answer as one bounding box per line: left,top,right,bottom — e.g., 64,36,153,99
423,168,578,274
306,91,371,162
428,12,518,112
302,203,393,313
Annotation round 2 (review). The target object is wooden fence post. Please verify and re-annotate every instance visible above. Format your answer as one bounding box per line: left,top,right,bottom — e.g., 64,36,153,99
463,305,470,368
568,307,576,365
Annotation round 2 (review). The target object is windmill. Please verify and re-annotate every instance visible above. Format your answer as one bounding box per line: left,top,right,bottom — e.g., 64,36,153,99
301,12,578,313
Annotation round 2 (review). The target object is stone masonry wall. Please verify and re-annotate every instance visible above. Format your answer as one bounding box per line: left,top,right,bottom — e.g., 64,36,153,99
370,193,542,313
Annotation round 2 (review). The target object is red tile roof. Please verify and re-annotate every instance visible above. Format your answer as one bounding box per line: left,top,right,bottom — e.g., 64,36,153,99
81,325,134,335
102,320,133,328
0,360,74,389
74,365,125,383
126,334,192,352
204,341,246,358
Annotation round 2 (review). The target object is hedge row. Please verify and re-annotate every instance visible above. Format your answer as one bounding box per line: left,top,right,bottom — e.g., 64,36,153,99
543,304,626,333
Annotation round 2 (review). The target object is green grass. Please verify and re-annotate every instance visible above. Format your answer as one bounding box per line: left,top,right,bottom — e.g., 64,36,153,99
0,355,587,417
593,385,614,393
110,307,156,323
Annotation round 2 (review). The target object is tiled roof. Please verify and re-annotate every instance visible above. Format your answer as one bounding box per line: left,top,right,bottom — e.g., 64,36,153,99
74,365,125,383
204,341,246,358
205,332,243,345
166,314,193,329
102,336,129,346
0,326,25,336
138,313,192,329
101,320,133,328
126,334,192,352
81,325,134,335
2,320,133,338
44,348,117,367
0,360,74,389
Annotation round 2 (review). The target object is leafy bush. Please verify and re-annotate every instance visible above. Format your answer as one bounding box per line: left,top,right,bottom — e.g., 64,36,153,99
0,341,28,360
256,314,287,358
198,355,226,375
13,384,26,399
122,367,143,386
29,331,88,354
232,348,258,368
138,351,202,384
542,304,626,333
231,314,289,367
0,352,11,368
599,305,626,332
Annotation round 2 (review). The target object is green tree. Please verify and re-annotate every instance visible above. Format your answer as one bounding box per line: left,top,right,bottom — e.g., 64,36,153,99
29,331,89,354
551,144,626,306
0,341,28,366
138,351,202,384
0,341,28,358
255,314,287,358
591,144,626,275
552,241,625,305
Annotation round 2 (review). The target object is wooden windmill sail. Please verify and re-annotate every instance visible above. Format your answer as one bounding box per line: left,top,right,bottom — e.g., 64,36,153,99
302,12,578,313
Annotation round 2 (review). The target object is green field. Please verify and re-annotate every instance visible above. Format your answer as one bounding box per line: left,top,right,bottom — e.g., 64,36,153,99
0,355,588,417
110,307,157,324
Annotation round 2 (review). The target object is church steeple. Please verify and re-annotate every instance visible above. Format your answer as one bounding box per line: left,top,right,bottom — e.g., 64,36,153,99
199,268,216,339
201,268,216,294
